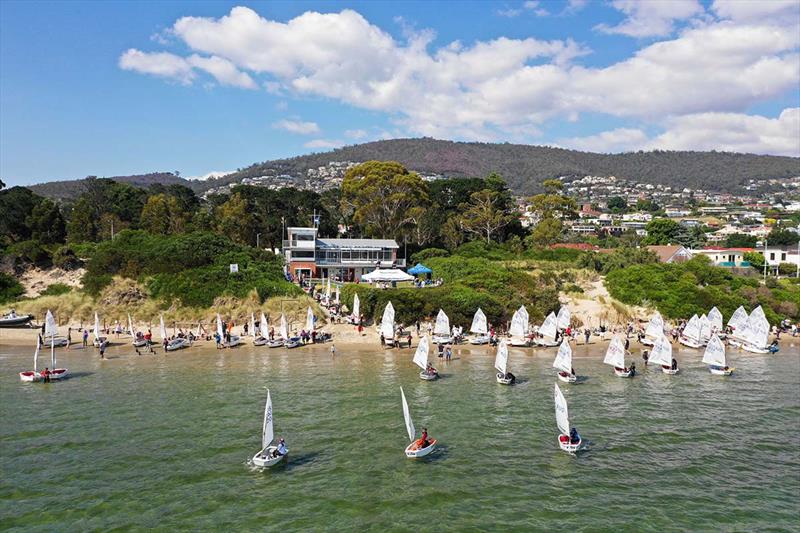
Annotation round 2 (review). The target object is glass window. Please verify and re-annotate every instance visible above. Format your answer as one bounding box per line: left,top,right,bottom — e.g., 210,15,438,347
296,234,314,241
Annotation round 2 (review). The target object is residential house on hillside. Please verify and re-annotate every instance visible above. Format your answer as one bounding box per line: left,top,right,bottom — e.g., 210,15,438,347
692,247,753,267
646,245,693,263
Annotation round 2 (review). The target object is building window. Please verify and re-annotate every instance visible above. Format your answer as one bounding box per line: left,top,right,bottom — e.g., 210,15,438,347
292,250,314,259
781,253,787,261
770,253,775,260
296,234,314,241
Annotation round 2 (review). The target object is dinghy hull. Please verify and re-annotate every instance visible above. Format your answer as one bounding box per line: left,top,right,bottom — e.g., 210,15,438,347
679,337,703,349
19,371,40,382
50,368,69,380
557,371,577,383
165,339,190,351
558,435,581,454
405,439,437,458
469,335,490,345
496,373,513,385
709,366,733,376
661,367,679,375
614,368,633,378
419,371,438,381
252,445,287,467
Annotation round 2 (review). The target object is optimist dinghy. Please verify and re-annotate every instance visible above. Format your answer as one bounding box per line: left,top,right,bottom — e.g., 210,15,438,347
509,307,531,347
251,390,287,467
42,310,68,380
254,312,269,346
553,340,577,383
92,312,107,347
401,387,436,458
554,383,581,453
703,335,734,375
19,336,42,382
726,306,748,347
432,309,453,344
536,312,559,347
381,302,395,347
604,336,634,378
641,312,664,346
469,308,490,345
679,314,704,348
129,314,147,347
413,335,438,380
494,340,514,384
741,306,771,354
648,334,678,374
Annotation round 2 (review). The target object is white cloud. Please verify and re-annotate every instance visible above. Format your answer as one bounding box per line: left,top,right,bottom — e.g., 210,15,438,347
187,55,257,88
185,170,235,180
304,139,344,149
119,49,256,88
596,0,704,37
344,129,368,139
712,0,800,25
523,1,549,17
121,6,800,153
564,0,588,14
558,128,649,153
272,119,321,135
497,7,522,18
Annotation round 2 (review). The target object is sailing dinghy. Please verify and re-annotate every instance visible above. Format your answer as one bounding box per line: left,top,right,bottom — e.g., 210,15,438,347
381,302,395,347
348,293,361,325
708,307,724,338
432,309,453,344
495,340,513,384
553,339,577,383
281,314,301,349
648,334,678,374
254,312,269,346
129,314,147,347
535,312,559,347
19,336,41,382
469,308,490,344
741,306,771,354
679,314,704,348
641,312,664,346
217,314,244,348
414,335,438,380
164,314,190,351
508,307,530,347
726,306,748,347
604,336,634,377
92,312,107,347
554,383,581,453
252,390,287,467
703,334,733,375
401,387,436,458
45,310,68,380
556,307,571,332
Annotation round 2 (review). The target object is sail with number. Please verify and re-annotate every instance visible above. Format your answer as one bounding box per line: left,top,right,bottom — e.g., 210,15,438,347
539,312,558,340
557,307,571,330
518,306,529,331
216,314,225,338
603,336,626,368
262,390,274,450
708,307,723,333
93,312,101,342
509,309,527,338
45,309,57,339
728,306,748,330
400,387,415,443
554,383,570,436
279,314,289,341
413,335,430,370
352,294,360,320
470,308,488,335
682,314,701,342
434,309,450,336
702,335,726,367
306,307,315,332
648,335,673,366
745,313,769,349
645,312,664,339
160,314,167,341
699,314,712,342
495,340,509,375
260,312,269,338
381,302,395,339
553,340,573,374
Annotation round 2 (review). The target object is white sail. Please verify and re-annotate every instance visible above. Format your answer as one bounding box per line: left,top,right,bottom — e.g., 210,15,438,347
727,306,748,330
434,309,450,336
509,309,527,338
552,340,573,374
539,312,558,340
260,312,269,337
708,307,723,333
216,314,225,339
306,307,315,332
702,335,726,367
648,335,673,366
262,390,274,449
160,314,167,341
34,336,40,373
352,294,360,319
518,306,529,333
682,314,701,342
335,286,340,305
554,383,570,436
645,312,664,339
400,387,415,443
470,308,488,335
494,340,509,374
128,314,135,337
413,335,430,370
45,309,57,338
749,305,766,323
380,302,395,339
746,314,769,349
603,336,626,368
279,314,289,340
557,307,571,330
93,312,101,341
250,313,256,337
699,314,712,342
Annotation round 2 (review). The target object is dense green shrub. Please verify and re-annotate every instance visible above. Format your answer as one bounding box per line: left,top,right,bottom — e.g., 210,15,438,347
40,283,72,296
6,240,51,267
410,247,449,264
0,272,24,303
52,246,83,270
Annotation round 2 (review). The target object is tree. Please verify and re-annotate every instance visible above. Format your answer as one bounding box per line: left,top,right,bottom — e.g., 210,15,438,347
527,217,563,247
140,194,190,235
341,161,430,241
441,216,464,251
724,233,758,248
66,196,98,243
459,189,514,244
27,199,66,244
642,218,681,245
607,196,627,212
215,193,256,245
542,179,563,194
767,227,800,246
0,186,44,243
636,198,660,212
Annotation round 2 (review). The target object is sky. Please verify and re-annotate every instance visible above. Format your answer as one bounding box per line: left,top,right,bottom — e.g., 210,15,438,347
1,0,799,186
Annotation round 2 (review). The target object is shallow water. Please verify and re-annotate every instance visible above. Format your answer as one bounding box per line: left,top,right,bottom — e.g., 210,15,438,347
1,338,799,531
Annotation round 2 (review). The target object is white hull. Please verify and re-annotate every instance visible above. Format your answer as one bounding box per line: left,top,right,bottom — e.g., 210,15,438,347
132,339,148,347
709,366,734,376
535,338,559,347
679,336,703,349
727,338,743,348
405,439,437,458
224,336,244,348
267,339,284,348
285,338,301,349
510,337,531,347
661,367,679,375
432,335,453,345
558,435,581,454
253,337,267,346
93,337,107,348
640,337,655,347
419,371,439,381
470,335,490,345
50,368,69,380
614,368,633,378
557,371,577,383
496,372,512,385
19,371,40,382
165,338,190,351
252,445,287,467
742,343,769,354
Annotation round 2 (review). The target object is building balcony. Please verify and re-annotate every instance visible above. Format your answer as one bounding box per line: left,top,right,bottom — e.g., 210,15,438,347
316,258,406,268
282,240,316,249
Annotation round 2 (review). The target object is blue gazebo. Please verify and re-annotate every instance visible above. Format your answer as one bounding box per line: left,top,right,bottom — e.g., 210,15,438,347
407,263,433,278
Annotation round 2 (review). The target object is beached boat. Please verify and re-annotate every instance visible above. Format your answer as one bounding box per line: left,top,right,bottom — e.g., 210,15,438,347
381,301,395,347
554,383,581,454
413,335,437,380
252,390,287,467
741,306,771,354
604,336,634,377
92,312,107,347
278,314,300,348
535,311,559,347
495,340,513,384
166,337,191,351
347,293,361,325
708,306,724,338
432,309,453,344
679,314,704,348
19,337,42,382
129,314,147,347
510,305,531,346
217,314,243,348
726,305,748,347
648,334,678,374
45,310,68,380
401,387,436,458
468,308,490,344
703,335,734,375
553,339,577,383
254,312,269,346
556,306,571,332
641,312,664,346
0,311,33,328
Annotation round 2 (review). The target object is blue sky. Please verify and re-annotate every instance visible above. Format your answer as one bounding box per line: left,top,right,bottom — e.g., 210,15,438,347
1,0,798,186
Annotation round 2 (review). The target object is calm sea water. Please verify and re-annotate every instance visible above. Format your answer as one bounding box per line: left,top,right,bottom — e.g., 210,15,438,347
1,338,799,531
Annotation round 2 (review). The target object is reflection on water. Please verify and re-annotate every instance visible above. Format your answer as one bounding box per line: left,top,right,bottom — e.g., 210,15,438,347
1,339,798,530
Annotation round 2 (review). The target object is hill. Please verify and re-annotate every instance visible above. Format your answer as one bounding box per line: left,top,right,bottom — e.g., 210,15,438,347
28,172,191,200
26,139,800,198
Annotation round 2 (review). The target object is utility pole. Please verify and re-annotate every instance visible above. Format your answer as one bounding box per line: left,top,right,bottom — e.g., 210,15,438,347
256,233,261,249
796,240,799,279
763,238,768,282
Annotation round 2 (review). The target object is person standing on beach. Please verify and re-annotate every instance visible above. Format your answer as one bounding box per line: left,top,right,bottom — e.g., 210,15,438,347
584,328,590,345
330,344,336,356
66,327,71,350
82,329,89,347
380,333,385,346
99,340,107,359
